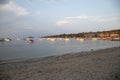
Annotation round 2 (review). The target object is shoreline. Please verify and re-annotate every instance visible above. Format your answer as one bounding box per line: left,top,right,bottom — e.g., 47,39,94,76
0,47,120,80
0,46,119,63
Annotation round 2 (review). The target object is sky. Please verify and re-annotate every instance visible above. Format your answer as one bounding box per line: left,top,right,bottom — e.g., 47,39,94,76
0,0,120,37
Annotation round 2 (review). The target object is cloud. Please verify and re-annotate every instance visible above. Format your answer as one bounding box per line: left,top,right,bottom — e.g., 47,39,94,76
0,0,29,16
56,20,72,26
65,16,100,20
56,16,100,26
56,15,120,26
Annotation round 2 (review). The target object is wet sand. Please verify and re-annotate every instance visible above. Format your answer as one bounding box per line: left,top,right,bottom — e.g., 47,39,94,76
0,47,120,80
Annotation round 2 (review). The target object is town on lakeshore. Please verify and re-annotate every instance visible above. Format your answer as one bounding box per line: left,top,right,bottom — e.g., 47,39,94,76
0,29,120,43
42,29,120,41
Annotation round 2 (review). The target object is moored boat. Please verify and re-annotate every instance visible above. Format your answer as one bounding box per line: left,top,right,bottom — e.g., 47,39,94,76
28,39,34,43
0,38,12,42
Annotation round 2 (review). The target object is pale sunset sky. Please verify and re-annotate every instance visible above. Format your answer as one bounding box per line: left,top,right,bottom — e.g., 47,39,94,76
0,0,120,37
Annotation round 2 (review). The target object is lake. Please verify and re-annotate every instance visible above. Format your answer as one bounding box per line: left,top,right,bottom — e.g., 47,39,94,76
0,38,120,60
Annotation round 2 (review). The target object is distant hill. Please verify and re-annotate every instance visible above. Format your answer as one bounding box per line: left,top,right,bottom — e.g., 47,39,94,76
42,29,120,39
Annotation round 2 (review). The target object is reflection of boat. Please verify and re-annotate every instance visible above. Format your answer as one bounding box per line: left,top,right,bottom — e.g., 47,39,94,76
39,38,44,41
111,37,120,41
76,38,84,42
76,38,80,40
57,38,63,40
92,38,98,40
64,38,70,41
80,38,84,41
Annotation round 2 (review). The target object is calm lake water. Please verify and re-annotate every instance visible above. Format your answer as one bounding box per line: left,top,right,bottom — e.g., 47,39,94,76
0,38,120,60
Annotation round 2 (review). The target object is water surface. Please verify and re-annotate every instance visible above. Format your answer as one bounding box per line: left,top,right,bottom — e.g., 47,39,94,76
0,38,120,60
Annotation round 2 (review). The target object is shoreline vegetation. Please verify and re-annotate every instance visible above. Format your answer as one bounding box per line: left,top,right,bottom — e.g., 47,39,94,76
0,47,120,80
42,29,120,41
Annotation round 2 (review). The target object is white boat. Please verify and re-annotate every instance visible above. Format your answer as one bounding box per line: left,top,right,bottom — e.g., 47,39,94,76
49,38,56,42
4,38,11,42
0,38,12,42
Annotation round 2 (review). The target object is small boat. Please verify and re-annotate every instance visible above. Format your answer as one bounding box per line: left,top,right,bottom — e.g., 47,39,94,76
28,39,34,43
49,38,56,42
0,38,12,42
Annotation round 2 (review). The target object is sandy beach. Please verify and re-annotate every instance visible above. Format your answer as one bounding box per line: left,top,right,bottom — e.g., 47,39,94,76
0,47,120,80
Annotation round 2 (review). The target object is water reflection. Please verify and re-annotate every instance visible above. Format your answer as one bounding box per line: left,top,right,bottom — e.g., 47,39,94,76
76,38,84,42
1,37,120,44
